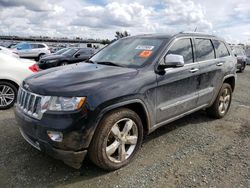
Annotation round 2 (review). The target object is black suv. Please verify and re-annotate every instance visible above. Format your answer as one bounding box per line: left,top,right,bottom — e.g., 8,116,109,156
38,48,95,70
230,45,247,72
15,32,236,170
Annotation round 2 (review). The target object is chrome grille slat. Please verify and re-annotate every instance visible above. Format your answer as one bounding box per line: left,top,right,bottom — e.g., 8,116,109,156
17,88,43,120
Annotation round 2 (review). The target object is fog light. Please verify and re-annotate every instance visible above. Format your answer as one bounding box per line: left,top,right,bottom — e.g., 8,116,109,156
47,131,63,142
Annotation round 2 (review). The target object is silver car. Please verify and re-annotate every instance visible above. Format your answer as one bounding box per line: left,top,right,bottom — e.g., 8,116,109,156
12,42,51,60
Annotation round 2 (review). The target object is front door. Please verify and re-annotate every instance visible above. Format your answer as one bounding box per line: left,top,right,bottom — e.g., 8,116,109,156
155,38,200,124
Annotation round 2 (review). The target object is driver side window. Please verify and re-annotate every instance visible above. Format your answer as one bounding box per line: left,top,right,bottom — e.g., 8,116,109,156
167,38,194,64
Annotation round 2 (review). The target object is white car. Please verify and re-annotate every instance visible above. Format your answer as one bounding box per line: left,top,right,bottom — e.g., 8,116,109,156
0,52,38,109
0,46,19,58
12,42,51,60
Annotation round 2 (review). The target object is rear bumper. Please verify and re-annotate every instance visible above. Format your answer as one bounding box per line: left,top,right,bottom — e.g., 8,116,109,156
237,61,244,69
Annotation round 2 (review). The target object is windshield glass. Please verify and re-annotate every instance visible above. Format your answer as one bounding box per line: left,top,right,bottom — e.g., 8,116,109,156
61,48,78,56
55,48,68,55
90,37,165,68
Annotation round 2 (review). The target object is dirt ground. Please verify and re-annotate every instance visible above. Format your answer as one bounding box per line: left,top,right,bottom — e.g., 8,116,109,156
0,67,249,188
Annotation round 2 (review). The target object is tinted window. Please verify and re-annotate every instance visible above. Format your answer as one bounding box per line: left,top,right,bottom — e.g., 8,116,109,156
213,40,230,58
16,43,31,50
195,39,215,61
38,44,45,48
167,38,193,64
78,49,91,55
30,44,38,48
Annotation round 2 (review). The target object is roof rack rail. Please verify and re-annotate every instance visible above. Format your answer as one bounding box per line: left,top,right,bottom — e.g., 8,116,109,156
179,31,215,36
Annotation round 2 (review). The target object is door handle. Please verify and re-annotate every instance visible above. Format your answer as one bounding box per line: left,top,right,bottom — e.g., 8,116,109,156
189,68,199,73
216,62,224,66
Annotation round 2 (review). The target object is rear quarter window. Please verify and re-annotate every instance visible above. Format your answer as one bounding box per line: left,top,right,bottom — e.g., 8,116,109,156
38,44,45,48
195,38,215,62
213,40,230,58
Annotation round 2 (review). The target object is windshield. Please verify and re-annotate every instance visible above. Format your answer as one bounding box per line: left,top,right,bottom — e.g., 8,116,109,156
90,37,165,68
55,48,68,55
61,48,78,56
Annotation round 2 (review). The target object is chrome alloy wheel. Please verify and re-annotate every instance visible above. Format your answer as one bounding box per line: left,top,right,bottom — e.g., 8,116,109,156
106,118,138,163
0,85,15,108
218,87,231,114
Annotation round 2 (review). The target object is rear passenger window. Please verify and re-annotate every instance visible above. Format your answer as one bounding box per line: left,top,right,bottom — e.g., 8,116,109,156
213,40,230,58
167,38,193,64
195,39,215,62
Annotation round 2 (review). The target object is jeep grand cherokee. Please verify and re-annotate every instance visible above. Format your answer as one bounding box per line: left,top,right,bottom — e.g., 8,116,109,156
15,32,237,170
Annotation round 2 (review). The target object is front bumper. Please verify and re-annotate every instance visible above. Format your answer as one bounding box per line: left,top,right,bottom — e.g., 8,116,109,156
15,106,89,169
19,127,87,169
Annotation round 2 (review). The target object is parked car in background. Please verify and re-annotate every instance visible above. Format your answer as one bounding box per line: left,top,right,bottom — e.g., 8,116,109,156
0,52,38,109
42,48,69,58
15,32,236,170
230,45,247,72
38,47,95,70
53,48,69,55
11,42,51,60
246,51,250,65
0,46,19,58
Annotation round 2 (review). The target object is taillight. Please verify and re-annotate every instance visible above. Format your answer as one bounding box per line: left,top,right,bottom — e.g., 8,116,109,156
29,64,39,72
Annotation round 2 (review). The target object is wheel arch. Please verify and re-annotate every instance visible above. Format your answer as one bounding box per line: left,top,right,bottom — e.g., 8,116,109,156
223,75,235,92
0,79,19,90
96,99,151,135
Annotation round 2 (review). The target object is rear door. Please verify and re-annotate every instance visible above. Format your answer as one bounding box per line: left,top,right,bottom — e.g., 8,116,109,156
195,38,229,106
155,38,200,124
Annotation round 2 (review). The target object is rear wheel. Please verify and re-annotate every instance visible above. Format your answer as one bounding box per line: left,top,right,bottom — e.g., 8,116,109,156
88,108,143,171
37,53,45,61
0,81,18,110
206,83,232,118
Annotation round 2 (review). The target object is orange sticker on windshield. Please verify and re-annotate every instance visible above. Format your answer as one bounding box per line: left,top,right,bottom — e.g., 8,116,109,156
139,50,153,58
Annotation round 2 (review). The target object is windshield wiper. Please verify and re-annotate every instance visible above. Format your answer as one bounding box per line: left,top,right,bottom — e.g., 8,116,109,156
96,61,123,67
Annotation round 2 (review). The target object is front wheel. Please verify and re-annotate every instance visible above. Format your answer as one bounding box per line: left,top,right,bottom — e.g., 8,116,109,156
88,108,143,171
206,83,232,119
0,81,18,110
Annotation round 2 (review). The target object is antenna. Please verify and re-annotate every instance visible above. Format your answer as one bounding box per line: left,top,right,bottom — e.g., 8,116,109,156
194,27,197,32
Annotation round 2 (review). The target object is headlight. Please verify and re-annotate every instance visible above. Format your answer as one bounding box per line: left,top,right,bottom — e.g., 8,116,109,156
48,97,86,111
38,96,86,113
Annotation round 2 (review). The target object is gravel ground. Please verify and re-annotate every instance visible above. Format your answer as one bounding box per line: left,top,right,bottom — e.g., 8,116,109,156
0,67,249,188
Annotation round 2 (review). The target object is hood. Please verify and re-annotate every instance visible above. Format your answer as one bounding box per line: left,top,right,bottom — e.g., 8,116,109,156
24,63,138,96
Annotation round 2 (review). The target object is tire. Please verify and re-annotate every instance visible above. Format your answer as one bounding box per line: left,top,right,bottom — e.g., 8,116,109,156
37,53,45,61
0,81,18,110
206,83,232,119
88,108,143,171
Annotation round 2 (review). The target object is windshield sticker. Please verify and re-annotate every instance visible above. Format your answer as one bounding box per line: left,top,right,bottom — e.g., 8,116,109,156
139,50,153,58
136,45,155,50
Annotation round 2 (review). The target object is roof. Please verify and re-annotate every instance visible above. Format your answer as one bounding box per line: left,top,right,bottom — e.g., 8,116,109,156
129,31,219,40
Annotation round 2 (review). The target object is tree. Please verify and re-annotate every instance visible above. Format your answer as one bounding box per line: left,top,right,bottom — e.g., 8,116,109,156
115,31,130,39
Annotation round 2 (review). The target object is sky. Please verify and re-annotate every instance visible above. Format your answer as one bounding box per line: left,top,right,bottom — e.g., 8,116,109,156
0,0,250,43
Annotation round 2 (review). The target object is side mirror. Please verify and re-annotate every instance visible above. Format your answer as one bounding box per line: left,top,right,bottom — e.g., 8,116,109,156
75,53,80,58
163,54,184,68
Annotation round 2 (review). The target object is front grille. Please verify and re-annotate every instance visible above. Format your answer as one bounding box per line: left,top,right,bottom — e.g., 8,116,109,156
16,88,42,120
